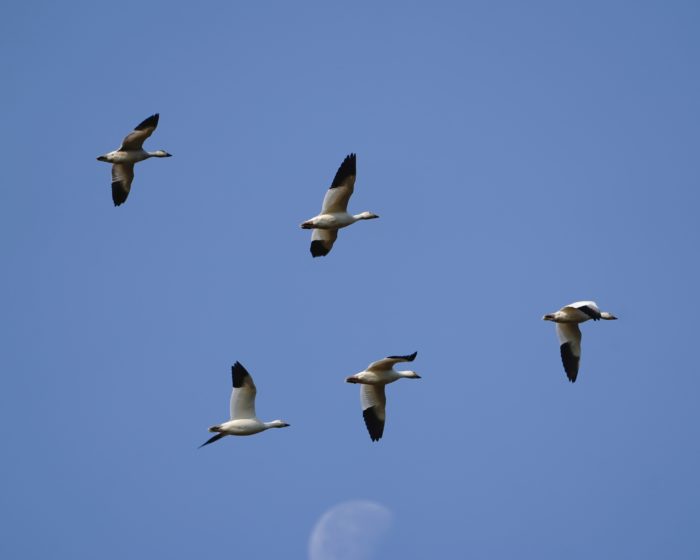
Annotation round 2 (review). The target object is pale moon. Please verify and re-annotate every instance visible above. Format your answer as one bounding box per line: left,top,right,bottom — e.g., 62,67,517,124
308,500,393,560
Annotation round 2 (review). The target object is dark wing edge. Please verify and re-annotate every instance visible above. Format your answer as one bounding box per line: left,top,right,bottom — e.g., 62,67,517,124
111,181,129,206
198,433,225,448
578,305,601,321
330,153,356,189
560,343,580,383
135,113,159,131
386,351,418,362
310,240,331,257
362,406,385,442
231,362,251,388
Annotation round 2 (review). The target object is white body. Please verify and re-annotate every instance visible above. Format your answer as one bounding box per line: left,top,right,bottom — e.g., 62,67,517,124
99,149,167,164
303,211,374,230
216,418,270,436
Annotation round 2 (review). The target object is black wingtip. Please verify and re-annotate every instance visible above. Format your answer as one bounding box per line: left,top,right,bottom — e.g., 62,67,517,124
111,182,128,206
310,240,330,257
135,113,159,131
387,351,417,362
578,305,602,321
362,406,384,442
198,433,225,448
560,343,579,383
330,153,356,188
231,361,251,388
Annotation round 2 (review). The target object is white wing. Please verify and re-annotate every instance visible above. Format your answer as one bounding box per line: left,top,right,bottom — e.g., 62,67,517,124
319,154,356,214
566,301,602,321
556,323,582,382
361,384,386,442
310,228,338,257
568,301,599,311
229,362,257,420
119,113,159,151
367,351,417,372
111,163,134,206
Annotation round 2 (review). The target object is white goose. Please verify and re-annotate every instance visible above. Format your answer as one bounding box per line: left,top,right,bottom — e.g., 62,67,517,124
97,113,171,206
199,362,290,448
301,154,379,257
345,352,421,441
543,301,618,383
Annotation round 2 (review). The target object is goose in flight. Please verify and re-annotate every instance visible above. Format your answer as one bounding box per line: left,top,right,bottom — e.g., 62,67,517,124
345,352,421,441
97,113,172,206
300,154,379,257
199,362,290,448
543,301,618,383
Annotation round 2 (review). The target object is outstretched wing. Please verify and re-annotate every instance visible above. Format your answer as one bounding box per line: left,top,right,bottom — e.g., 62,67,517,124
319,154,356,214
569,301,602,321
119,113,160,151
556,323,582,382
367,351,418,372
361,384,386,441
111,163,134,206
229,362,257,419
310,228,338,257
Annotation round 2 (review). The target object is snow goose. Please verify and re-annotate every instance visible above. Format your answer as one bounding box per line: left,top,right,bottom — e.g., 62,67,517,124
543,301,618,383
96,113,172,206
300,154,379,257
345,352,421,441
199,362,290,448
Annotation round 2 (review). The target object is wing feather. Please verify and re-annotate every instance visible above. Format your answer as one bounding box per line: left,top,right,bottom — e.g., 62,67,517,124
111,163,134,206
310,228,338,257
320,154,356,213
361,384,386,441
119,113,160,151
556,323,582,382
367,351,417,372
229,362,257,419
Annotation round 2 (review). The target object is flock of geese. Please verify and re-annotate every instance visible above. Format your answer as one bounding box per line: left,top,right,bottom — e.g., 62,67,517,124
97,114,619,444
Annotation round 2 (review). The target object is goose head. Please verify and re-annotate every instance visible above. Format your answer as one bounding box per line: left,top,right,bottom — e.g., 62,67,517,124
601,312,618,320
151,150,172,158
268,420,290,428
401,370,421,379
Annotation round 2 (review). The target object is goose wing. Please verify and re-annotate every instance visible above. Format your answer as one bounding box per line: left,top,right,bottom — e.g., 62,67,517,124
361,384,386,441
556,323,582,382
111,163,134,206
367,351,418,372
310,228,338,257
119,113,160,151
229,362,257,419
568,300,602,321
319,154,356,214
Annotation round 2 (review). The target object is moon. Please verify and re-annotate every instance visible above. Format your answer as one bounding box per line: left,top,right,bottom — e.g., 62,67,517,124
308,500,393,560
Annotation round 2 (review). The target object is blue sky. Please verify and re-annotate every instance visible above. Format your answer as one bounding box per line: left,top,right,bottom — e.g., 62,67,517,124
2,1,700,558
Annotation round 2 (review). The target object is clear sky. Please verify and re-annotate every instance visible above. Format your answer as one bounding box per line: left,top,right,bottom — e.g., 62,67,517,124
2,1,699,558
